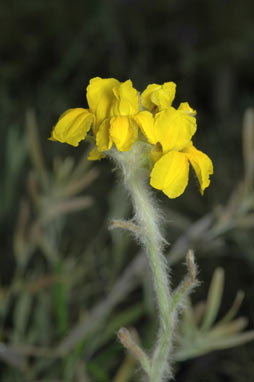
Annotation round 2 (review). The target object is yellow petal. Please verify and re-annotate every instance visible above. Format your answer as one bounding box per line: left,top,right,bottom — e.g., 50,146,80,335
154,107,197,153
111,80,139,116
142,82,176,112
178,102,197,116
150,151,189,198
49,108,93,147
88,147,106,161
96,119,112,152
110,116,138,151
132,111,155,144
86,77,120,130
183,142,213,194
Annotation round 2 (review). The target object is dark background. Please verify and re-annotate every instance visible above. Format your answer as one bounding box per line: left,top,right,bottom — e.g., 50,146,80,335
1,0,254,381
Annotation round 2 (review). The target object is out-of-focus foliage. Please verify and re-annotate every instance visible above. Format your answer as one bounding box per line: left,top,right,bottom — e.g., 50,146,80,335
0,0,254,381
176,268,253,362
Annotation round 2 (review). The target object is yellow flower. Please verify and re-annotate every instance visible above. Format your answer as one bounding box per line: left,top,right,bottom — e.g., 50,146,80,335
142,82,176,112
91,77,139,151
141,82,212,198
50,77,122,148
86,77,120,132
87,77,153,152
150,142,213,198
49,77,213,198
49,108,94,147
88,78,153,152
140,103,197,153
50,77,154,153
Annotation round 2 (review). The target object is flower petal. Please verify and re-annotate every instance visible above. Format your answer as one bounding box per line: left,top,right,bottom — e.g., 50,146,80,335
49,108,93,147
150,151,189,198
96,119,112,152
178,102,196,116
111,80,139,116
88,147,106,161
132,111,155,144
154,107,197,152
183,142,213,194
142,82,176,112
110,116,138,151
86,77,120,129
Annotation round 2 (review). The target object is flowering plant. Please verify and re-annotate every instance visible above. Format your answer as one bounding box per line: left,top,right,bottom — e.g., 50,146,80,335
50,77,213,381
50,77,213,199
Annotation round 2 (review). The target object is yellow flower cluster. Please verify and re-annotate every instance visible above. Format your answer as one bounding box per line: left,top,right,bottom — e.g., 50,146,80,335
50,77,213,198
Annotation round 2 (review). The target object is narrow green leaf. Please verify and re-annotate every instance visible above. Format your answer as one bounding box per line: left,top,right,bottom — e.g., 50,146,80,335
201,268,224,331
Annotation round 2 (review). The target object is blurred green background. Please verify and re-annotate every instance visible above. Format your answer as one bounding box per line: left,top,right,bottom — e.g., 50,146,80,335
1,0,254,381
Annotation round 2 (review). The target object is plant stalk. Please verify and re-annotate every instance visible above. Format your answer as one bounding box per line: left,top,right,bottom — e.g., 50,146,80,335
112,145,173,381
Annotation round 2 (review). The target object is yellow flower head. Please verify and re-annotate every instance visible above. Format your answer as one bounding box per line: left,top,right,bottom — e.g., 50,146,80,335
91,78,141,152
49,108,94,147
84,77,153,152
49,77,213,198
150,142,213,198
86,77,120,130
141,105,197,153
142,94,212,198
142,82,176,112
140,82,212,198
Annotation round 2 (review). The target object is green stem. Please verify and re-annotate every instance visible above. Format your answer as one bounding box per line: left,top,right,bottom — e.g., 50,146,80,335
112,146,173,381
129,170,171,328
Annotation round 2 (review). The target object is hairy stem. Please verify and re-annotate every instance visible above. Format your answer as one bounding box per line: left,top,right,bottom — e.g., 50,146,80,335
111,145,173,381
117,328,151,375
